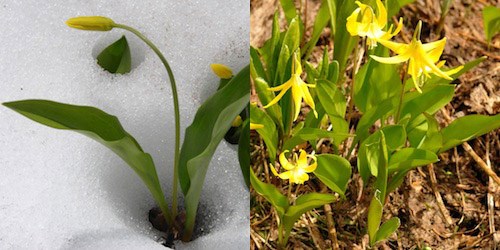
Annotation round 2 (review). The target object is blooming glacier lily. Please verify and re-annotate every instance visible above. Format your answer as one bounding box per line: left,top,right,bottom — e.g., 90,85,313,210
263,52,317,121
371,21,461,92
346,0,403,48
270,150,317,185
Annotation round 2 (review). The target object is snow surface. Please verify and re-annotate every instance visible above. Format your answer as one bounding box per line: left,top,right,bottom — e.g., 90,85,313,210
0,1,249,249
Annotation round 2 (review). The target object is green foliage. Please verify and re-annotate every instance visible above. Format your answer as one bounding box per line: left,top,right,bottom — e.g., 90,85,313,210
3,100,171,221
482,6,500,44
250,104,279,162
238,120,250,188
97,35,131,74
282,127,350,151
315,154,352,197
178,66,250,239
440,114,500,152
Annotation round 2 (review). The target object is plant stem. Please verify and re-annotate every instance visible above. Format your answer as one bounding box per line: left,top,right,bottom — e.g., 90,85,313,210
115,24,181,220
394,63,407,124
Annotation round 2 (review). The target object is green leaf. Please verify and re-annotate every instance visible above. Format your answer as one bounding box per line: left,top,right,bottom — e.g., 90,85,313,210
440,114,500,152
178,66,250,238
400,84,454,130
316,80,349,146
375,217,400,244
280,0,298,24
96,35,131,74
408,113,442,152
3,99,168,218
354,48,402,113
250,46,268,82
368,131,389,246
331,0,358,75
388,148,438,174
303,0,331,59
358,125,405,182
283,127,351,151
250,169,289,217
238,120,250,188
315,154,352,197
282,192,335,243
356,97,398,141
483,6,500,44
250,104,279,162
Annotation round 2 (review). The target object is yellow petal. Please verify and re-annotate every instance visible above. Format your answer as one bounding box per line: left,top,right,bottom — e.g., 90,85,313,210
279,150,291,170
263,83,291,108
442,65,464,76
278,171,293,180
375,0,387,28
297,150,308,168
293,172,309,185
66,16,115,31
300,82,317,118
421,38,446,63
346,9,362,36
231,115,242,127
370,54,409,64
210,64,233,79
376,39,408,54
292,52,303,75
291,79,303,121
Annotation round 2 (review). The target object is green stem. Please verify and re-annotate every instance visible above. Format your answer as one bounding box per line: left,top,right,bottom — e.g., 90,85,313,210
394,63,407,124
115,24,181,220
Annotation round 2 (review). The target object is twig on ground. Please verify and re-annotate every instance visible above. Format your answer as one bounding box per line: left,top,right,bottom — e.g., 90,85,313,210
323,201,340,250
428,163,454,225
485,135,499,249
306,213,327,249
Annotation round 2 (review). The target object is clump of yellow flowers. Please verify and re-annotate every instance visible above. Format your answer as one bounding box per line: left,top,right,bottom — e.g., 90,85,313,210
346,1,463,92
270,150,317,185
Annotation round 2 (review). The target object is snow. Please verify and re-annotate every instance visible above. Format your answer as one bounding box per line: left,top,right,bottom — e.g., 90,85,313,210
0,1,248,249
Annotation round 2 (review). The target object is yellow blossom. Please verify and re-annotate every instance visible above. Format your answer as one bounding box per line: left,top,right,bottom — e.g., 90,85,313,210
370,21,460,92
263,52,317,121
210,64,233,79
66,16,116,31
231,115,243,127
270,150,317,185
250,123,264,130
346,0,403,48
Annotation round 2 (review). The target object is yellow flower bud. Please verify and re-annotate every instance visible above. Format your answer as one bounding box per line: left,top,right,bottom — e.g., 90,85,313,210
231,115,243,127
66,16,116,31
210,64,233,79
250,123,264,130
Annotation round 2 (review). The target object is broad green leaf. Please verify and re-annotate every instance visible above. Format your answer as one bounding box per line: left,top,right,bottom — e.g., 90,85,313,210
238,120,250,188
418,113,442,152
280,0,298,25
250,169,289,217
483,6,500,44
440,114,500,152
328,60,340,84
358,125,405,182
282,193,335,243
386,170,408,194
354,47,402,113
401,84,454,130
375,217,400,244
275,17,300,83
356,97,398,141
3,99,168,218
303,0,331,59
368,131,389,246
283,127,350,151
250,46,268,82
97,35,131,74
179,66,250,238
331,0,358,75
315,154,352,197
388,148,438,174
250,104,279,162
275,45,291,85
316,79,349,145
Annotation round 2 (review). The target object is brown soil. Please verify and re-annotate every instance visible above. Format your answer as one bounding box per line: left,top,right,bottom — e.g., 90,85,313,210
250,0,500,249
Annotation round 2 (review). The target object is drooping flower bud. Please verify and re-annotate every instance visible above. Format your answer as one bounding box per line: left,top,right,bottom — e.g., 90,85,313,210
210,64,233,79
66,16,116,31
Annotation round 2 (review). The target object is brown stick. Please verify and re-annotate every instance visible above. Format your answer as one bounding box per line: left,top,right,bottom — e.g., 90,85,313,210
428,163,454,225
324,203,340,250
462,142,500,186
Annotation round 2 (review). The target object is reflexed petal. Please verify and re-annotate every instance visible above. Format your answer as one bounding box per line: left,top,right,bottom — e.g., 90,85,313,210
375,0,387,28
303,160,317,173
376,39,408,53
291,80,303,121
263,83,291,108
443,65,464,76
278,171,293,180
268,80,291,91
270,164,280,177
279,150,294,170
297,150,308,168
292,53,303,75
300,83,317,118
370,54,409,64
422,38,446,63
249,123,264,130
421,51,453,80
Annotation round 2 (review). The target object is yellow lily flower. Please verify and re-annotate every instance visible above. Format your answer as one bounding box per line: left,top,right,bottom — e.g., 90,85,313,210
210,63,233,79
370,21,457,92
263,52,317,121
270,150,317,185
346,0,403,48
66,16,116,31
